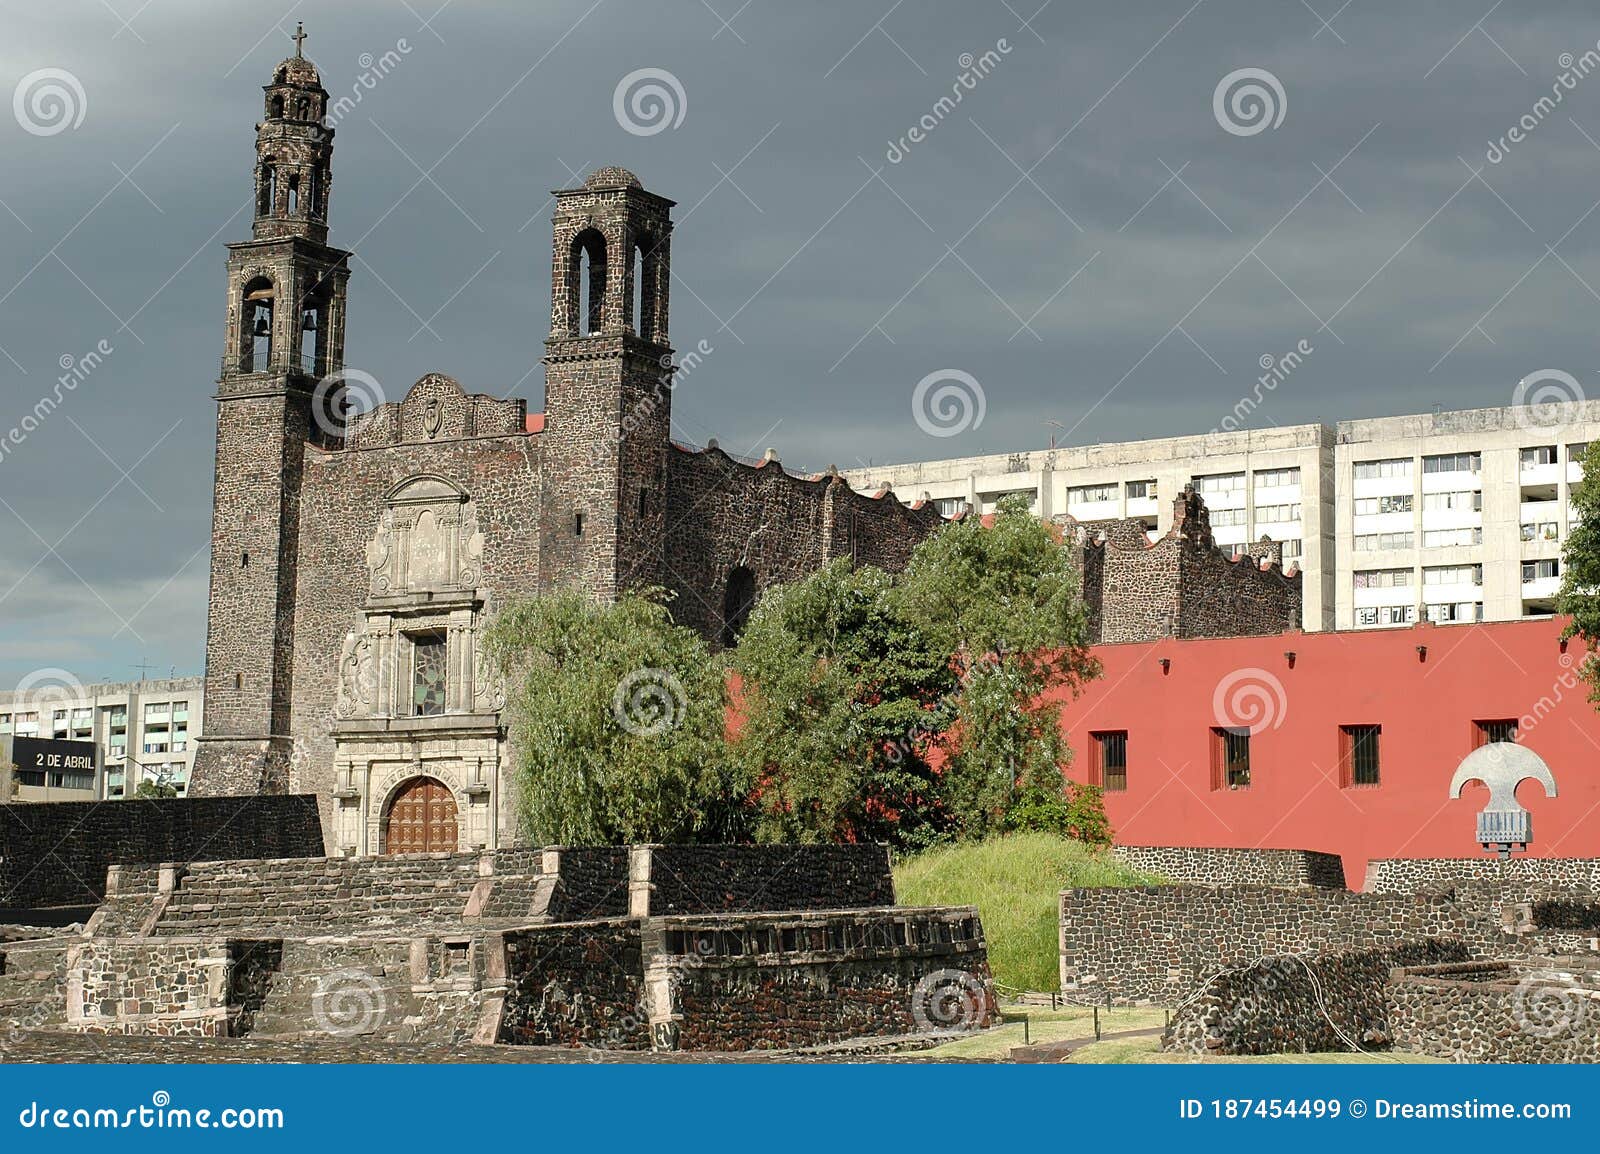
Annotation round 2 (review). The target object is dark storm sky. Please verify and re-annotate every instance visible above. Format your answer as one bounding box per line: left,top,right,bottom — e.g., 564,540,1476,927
3,0,1600,683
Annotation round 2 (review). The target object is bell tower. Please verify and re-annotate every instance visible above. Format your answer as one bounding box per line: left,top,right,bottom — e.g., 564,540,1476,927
191,24,353,797
538,167,675,600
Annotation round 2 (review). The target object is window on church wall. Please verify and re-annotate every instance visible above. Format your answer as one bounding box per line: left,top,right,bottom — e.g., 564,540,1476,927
1210,727,1250,790
633,235,658,340
241,278,274,371
572,229,607,336
286,172,300,216
411,633,448,717
258,161,277,217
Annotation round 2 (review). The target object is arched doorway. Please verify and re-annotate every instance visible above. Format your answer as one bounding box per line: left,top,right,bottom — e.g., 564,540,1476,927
383,777,458,855
721,566,757,648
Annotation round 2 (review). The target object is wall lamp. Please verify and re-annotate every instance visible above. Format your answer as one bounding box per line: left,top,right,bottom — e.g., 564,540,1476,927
1416,644,1428,663
1283,650,1296,669
1158,658,1171,674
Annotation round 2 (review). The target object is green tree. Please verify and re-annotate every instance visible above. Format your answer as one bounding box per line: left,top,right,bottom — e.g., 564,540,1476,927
1559,438,1600,700
134,778,179,799
728,560,957,847
485,590,742,845
896,494,1102,840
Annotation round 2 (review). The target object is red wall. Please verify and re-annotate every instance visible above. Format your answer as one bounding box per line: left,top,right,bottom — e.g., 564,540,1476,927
1056,617,1600,887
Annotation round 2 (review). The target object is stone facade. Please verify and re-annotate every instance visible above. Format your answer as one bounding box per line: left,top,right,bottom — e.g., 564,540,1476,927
1111,845,1345,889
1064,487,1301,644
187,51,944,851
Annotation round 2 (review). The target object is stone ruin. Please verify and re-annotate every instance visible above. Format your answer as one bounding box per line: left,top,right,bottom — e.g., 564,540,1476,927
1060,846,1600,1062
0,843,995,1058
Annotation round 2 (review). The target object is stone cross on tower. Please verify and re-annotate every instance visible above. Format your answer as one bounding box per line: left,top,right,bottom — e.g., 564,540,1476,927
292,21,307,57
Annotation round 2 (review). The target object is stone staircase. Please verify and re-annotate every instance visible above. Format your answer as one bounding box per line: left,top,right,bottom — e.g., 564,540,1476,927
138,852,547,937
0,937,70,1040
241,937,488,1045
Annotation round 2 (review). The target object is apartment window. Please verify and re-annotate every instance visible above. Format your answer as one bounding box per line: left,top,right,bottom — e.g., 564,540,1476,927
1426,601,1482,623
1125,480,1156,500
1520,446,1558,467
934,497,965,517
1280,538,1303,560
1421,491,1481,512
1354,532,1414,551
412,633,448,717
0,714,10,735
1473,719,1517,747
1354,568,1413,589
1523,559,1561,581
1255,503,1301,523
1423,565,1482,586
1353,458,1412,480
1068,483,1117,504
1568,442,1588,463
1211,728,1251,790
1340,725,1381,787
1210,508,1246,527
1195,473,1245,494
1423,452,1481,474
1091,731,1128,792
1355,604,1416,627
1520,522,1560,542
1354,495,1413,516
1254,468,1300,488
1423,527,1482,548
14,712,38,738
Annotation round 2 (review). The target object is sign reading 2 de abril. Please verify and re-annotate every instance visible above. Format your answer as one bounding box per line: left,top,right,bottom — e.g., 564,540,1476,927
8,736,99,790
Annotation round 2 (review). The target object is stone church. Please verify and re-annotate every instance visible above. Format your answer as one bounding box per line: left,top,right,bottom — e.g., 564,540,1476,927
187,41,944,853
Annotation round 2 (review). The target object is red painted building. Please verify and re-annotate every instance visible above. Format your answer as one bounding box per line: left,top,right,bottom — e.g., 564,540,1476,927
1057,616,1600,887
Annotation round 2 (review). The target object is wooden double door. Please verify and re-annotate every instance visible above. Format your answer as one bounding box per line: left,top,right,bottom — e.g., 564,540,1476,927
383,777,459,854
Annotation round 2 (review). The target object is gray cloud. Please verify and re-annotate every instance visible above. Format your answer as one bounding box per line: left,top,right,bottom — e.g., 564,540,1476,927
3,0,1600,682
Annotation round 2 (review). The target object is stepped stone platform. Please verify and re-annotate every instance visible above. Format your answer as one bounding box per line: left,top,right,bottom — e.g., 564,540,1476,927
3,844,995,1057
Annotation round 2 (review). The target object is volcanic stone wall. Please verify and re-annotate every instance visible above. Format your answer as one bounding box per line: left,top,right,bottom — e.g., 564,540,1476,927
1163,940,1472,1055
0,796,323,910
66,938,236,1037
496,920,648,1049
1112,846,1345,889
1365,857,1600,893
545,847,631,921
1386,966,1600,1063
1059,884,1482,1003
662,448,942,643
644,844,895,914
653,906,990,1051
1067,489,1300,644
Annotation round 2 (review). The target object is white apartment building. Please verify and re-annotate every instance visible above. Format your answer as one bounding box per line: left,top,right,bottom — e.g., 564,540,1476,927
842,401,1600,632
0,677,205,801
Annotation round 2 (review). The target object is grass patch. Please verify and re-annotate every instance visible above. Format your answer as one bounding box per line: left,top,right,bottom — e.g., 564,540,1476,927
893,832,1162,992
